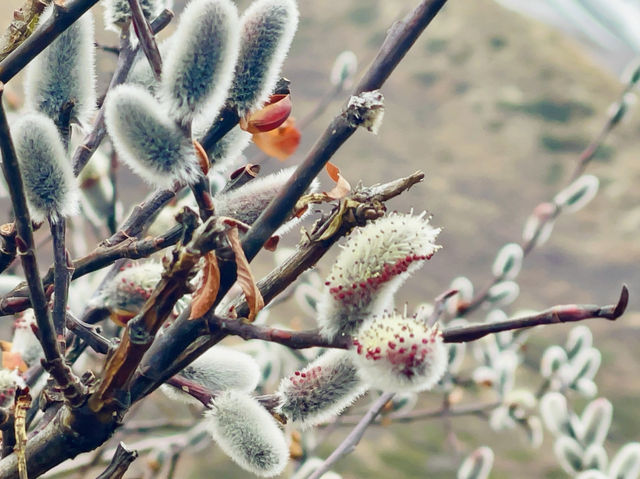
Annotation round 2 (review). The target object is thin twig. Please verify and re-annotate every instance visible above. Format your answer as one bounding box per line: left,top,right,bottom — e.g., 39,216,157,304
71,10,173,176
127,0,162,80
48,212,73,352
308,392,394,479
95,442,138,479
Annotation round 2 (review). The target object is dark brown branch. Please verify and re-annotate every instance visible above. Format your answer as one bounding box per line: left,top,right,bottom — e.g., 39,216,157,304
0,0,50,62
71,10,173,176
210,285,629,350
240,0,447,264
127,0,162,79
338,400,501,425
48,212,72,351
0,0,100,83
95,442,138,479
66,313,113,355
89,212,222,412
102,183,180,247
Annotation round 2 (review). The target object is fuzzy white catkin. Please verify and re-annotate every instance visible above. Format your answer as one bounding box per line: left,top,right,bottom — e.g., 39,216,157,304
0,369,25,408
12,113,79,222
25,7,95,128
214,167,318,233
160,0,239,122
127,37,175,94
205,391,289,477
181,345,261,393
317,212,441,340
229,0,299,116
352,313,448,393
104,84,200,187
277,350,367,428
11,310,44,367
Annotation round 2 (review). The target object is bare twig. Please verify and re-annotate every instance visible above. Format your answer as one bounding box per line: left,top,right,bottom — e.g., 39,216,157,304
0,223,17,274
0,0,51,62
95,442,138,479
71,10,174,176
308,392,394,479
211,285,629,350
48,212,73,351
127,0,162,79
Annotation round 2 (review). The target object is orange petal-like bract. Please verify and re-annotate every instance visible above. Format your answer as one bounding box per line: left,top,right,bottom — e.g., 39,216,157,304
253,116,301,161
240,93,292,133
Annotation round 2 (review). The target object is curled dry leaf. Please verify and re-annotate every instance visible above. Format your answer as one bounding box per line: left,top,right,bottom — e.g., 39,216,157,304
325,161,351,199
189,251,220,320
253,117,301,161
226,226,264,321
240,94,292,134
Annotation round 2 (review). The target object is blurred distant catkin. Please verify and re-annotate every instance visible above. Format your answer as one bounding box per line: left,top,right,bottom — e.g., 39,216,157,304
25,7,95,130
205,390,289,477
105,84,200,187
228,0,299,116
160,0,240,123
317,213,441,340
12,112,79,222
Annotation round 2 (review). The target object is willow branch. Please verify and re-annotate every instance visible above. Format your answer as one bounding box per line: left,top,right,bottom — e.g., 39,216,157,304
0,0,100,83
0,0,51,62
127,0,162,79
49,212,72,351
212,285,629,350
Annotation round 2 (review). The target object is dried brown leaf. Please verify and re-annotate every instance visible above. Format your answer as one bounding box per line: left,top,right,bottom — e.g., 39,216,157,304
189,252,220,320
325,162,351,199
226,226,264,321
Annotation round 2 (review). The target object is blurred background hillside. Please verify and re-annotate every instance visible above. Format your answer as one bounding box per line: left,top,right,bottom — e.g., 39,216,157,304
1,0,639,478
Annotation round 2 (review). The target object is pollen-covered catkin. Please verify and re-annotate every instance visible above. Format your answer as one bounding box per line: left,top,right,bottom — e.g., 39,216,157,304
104,84,200,187
317,212,441,340
352,312,448,393
91,261,163,321
277,349,367,428
228,0,299,116
24,7,95,128
205,390,289,477
160,0,239,122
11,112,79,222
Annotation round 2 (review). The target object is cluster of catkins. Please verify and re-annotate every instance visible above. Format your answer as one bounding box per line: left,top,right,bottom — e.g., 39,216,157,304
142,211,444,477
4,0,449,476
